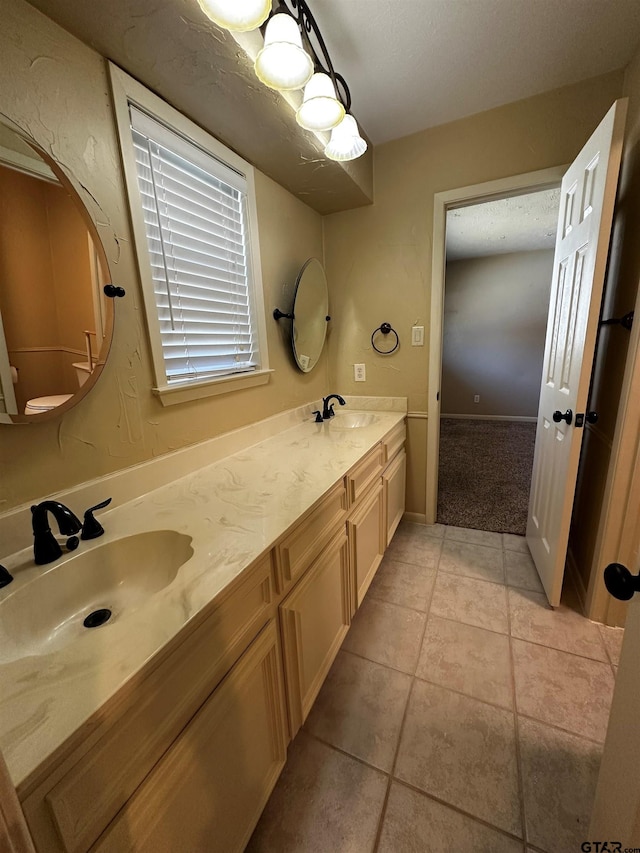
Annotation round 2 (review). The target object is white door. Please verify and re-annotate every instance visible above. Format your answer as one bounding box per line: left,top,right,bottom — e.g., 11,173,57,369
0,305,17,419
527,100,627,605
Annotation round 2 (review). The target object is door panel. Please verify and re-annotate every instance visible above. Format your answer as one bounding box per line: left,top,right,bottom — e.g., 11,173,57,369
527,99,627,605
0,304,17,419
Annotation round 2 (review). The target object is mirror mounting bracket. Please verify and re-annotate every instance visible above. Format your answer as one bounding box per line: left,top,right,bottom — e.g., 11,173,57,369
273,308,294,321
104,284,126,298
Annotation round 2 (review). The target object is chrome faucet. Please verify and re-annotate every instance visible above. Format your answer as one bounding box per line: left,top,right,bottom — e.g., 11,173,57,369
322,394,346,419
31,501,82,565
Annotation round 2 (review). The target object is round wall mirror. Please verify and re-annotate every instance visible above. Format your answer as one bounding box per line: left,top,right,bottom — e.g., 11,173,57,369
0,122,114,423
292,258,329,373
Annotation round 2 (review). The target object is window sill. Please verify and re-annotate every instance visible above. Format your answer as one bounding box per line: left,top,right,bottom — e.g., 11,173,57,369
153,369,273,407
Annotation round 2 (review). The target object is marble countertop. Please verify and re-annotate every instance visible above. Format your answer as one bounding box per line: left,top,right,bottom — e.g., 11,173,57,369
0,406,405,788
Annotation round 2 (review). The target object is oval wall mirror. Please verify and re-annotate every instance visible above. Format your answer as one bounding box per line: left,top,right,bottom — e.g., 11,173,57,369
292,258,329,373
0,121,114,424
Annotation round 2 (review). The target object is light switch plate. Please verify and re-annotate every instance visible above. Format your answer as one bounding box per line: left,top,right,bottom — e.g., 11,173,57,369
411,325,425,346
354,363,366,382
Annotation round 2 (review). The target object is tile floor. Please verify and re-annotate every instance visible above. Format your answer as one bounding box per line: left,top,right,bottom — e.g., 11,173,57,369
248,521,624,853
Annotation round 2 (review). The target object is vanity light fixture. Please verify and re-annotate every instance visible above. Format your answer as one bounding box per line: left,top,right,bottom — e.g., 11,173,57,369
196,0,271,32
255,11,314,91
325,114,367,161
296,71,345,132
203,0,366,160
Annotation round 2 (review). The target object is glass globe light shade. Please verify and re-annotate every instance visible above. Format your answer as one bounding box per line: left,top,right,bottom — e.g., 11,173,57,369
254,13,314,91
324,114,368,161
296,72,345,132
196,0,271,32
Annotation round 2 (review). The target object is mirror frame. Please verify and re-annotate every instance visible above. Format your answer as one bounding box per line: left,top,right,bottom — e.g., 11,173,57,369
291,257,329,374
0,124,115,425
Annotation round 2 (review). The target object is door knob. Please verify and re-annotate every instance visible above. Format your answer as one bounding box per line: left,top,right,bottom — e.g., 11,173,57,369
586,411,599,424
604,562,640,601
552,409,573,425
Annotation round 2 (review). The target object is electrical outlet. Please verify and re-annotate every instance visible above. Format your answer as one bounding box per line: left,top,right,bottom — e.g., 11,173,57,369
354,363,366,382
411,325,425,346
474,394,480,403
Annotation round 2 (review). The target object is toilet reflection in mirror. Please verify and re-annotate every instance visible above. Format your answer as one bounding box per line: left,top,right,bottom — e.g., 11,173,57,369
0,122,112,421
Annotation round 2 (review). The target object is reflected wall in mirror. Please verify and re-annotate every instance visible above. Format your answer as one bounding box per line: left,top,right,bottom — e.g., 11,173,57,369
0,122,113,422
292,258,329,373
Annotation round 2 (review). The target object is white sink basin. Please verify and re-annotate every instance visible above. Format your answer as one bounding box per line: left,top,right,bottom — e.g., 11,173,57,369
327,412,379,429
0,530,193,663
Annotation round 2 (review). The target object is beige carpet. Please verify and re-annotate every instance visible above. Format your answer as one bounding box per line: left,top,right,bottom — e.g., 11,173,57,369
437,418,537,534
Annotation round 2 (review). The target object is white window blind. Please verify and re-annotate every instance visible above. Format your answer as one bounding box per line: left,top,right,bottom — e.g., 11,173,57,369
129,106,259,384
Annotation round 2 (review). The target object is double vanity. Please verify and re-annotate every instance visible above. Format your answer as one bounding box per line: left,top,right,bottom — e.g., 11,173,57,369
0,399,407,852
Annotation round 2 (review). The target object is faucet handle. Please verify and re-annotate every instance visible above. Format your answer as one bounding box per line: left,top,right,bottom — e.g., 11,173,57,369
81,498,112,541
0,565,13,588
326,403,335,418
312,410,323,423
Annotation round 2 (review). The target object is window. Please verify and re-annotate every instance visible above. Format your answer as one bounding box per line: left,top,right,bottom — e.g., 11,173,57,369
110,65,270,404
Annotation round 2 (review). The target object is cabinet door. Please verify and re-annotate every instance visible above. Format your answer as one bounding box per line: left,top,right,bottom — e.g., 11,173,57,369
279,529,350,737
92,621,287,853
348,480,385,612
384,450,406,547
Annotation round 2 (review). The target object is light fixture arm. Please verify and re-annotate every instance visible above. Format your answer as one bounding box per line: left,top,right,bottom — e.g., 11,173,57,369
274,0,352,111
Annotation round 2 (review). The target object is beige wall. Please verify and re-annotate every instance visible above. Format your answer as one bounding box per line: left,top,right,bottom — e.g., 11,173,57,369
0,166,68,409
0,167,59,352
324,71,624,515
0,160,127,411
569,43,640,619
0,0,634,546
0,0,327,511
46,183,96,354
442,250,553,418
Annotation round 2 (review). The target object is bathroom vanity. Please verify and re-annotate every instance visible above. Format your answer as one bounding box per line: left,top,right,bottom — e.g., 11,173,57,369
0,402,406,852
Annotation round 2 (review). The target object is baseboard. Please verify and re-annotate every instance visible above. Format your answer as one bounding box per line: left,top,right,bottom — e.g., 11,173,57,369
440,413,537,423
403,511,427,525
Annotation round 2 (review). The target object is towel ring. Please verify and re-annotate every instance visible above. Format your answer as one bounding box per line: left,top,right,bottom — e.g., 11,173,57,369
371,322,399,355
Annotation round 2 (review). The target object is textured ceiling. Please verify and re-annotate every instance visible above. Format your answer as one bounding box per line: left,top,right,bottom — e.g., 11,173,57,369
310,0,640,144
25,0,640,210
446,188,561,261
26,0,374,215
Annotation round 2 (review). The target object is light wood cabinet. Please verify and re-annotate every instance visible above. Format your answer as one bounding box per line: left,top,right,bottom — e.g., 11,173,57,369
15,417,407,853
348,480,385,612
92,621,287,853
21,554,276,853
383,450,406,547
279,528,350,737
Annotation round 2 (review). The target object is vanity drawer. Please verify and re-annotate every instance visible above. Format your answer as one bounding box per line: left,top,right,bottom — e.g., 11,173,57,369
275,480,347,593
382,420,406,465
22,553,275,853
346,443,385,506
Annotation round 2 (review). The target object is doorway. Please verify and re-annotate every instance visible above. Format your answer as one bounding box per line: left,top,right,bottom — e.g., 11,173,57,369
437,188,560,534
426,166,567,526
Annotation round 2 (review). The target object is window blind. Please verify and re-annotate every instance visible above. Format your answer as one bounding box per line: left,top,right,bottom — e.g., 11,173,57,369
129,106,259,383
